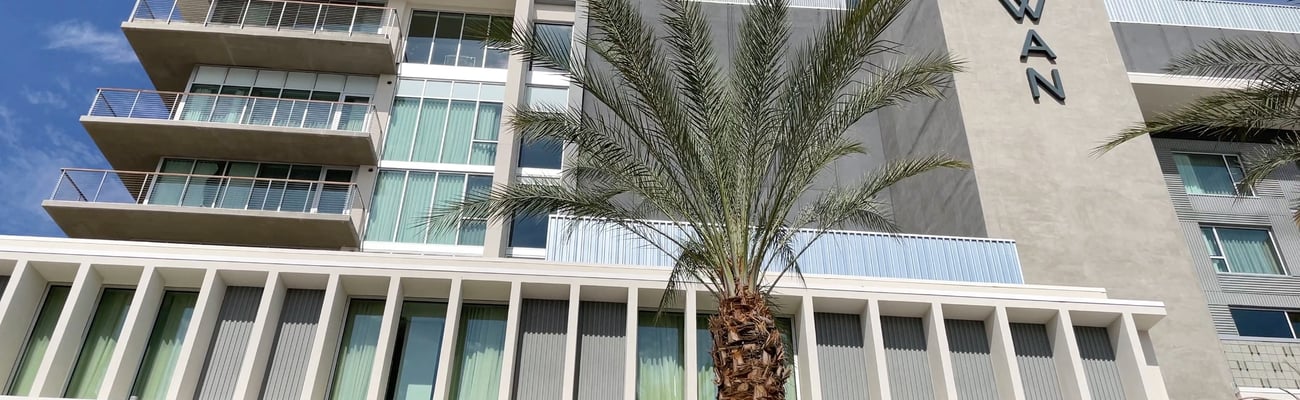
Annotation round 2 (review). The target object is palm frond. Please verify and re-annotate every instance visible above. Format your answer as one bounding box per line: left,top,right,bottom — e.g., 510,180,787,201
1094,84,1300,155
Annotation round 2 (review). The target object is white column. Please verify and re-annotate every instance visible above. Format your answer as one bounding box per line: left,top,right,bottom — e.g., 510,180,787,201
302,274,347,400
560,285,581,400
1110,313,1162,400
862,299,890,400
987,307,1026,400
167,269,226,400
33,263,98,397
367,277,404,400
483,0,539,257
101,266,165,400
797,296,823,400
622,288,639,400
232,272,287,400
431,278,464,400
925,303,958,400
684,290,699,400
1048,310,1091,400
497,281,524,400
0,260,42,390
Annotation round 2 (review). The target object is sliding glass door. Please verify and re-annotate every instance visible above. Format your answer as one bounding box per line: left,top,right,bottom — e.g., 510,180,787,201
7,286,71,396
386,302,448,400
66,288,135,398
329,299,386,400
448,305,507,400
130,291,199,400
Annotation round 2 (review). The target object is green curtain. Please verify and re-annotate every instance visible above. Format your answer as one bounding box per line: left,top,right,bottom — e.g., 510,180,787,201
396,172,437,243
695,316,797,399
387,302,448,400
449,305,508,400
440,101,478,164
383,97,421,161
181,161,223,208
365,171,405,241
1173,154,1237,196
219,162,259,210
1218,228,1284,274
427,174,466,245
66,288,136,398
329,300,386,400
638,312,684,400
7,286,71,396
413,99,451,163
130,292,198,400
468,103,501,166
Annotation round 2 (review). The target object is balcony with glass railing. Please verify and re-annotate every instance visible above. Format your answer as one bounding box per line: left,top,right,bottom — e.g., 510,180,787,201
123,0,402,91
81,88,381,171
42,168,366,249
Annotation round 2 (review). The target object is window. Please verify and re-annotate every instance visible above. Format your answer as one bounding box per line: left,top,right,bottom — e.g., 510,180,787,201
1172,153,1253,196
1230,308,1300,338
637,312,684,399
66,288,136,398
405,11,511,68
7,285,71,396
448,305,508,399
131,291,199,400
383,79,505,166
207,0,388,34
329,299,386,399
530,23,573,72
509,212,550,249
147,158,355,214
182,67,377,131
1200,226,1285,274
365,170,492,245
517,86,568,170
386,302,447,399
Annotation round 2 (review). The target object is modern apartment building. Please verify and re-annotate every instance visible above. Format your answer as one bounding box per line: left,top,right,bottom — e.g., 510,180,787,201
0,0,1292,398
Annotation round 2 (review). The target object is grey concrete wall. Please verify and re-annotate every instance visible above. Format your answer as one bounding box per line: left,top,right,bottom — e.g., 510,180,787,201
875,0,1235,397
1112,23,1300,74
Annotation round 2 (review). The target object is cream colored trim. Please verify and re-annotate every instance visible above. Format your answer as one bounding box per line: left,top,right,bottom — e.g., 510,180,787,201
1127,72,1251,90
496,281,524,400
101,266,163,399
863,300,890,400
559,285,580,400
926,304,959,400
168,269,225,400
366,276,404,400
33,263,97,397
684,290,699,400
796,296,823,400
988,307,1026,400
431,278,463,400
0,261,39,390
1050,310,1091,400
621,287,638,400
231,272,286,400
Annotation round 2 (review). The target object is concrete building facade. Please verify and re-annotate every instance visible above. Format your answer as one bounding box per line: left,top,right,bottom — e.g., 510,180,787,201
9,0,1300,398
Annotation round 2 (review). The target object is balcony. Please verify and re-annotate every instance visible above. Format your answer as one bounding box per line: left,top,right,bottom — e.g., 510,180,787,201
42,168,365,249
124,0,402,91
81,88,381,171
544,216,1025,284
1105,0,1300,33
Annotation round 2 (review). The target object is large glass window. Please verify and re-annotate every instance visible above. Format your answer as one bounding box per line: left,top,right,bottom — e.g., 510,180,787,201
130,291,198,400
366,170,492,245
1230,308,1300,338
383,79,505,166
696,316,798,399
517,86,567,170
181,67,377,131
405,11,511,68
146,158,355,214
387,302,448,399
329,299,386,399
508,212,549,249
530,24,573,72
1172,153,1253,197
448,305,508,400
66,288,136,399
7,285,71,396
637,312,684,399
1201,226,1285,275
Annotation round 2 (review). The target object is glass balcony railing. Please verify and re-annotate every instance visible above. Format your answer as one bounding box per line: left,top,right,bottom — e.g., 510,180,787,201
130,0,401,37
1106,0,1300,33
543,216,1026,284
87,88,381,134
50,168,363,215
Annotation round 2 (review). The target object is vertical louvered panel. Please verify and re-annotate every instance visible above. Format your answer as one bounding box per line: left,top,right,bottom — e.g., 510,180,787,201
194,286,263,400
1105,0,1300,33
1010,323,1064,400
512,299,569,400
1074,327,1127,400
546,216,1024,284
575,301,625,400
945,320,998,400
881,316,932,400
259,289,325,400
813,313,869,400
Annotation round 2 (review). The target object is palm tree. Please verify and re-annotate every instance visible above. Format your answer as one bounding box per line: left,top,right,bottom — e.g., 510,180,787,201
1095,36,1300,217
434,0,964,397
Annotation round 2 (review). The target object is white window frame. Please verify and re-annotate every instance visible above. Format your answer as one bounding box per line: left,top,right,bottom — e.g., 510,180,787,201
1202,225,1287,275
1172,151,1256,198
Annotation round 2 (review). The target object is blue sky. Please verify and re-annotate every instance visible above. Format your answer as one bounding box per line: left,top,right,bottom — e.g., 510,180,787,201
0,1,150,237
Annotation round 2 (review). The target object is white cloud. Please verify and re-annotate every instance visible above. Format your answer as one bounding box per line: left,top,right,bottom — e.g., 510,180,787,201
44,20,137,64
0,104,103,236
23,88,68,109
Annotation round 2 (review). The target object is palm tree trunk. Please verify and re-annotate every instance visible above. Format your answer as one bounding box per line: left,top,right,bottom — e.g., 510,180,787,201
710,287,790,399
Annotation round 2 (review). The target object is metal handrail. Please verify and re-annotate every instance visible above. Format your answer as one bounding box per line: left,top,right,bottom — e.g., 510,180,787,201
50,168,366,214
129,0,401,37
86,88,381,135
